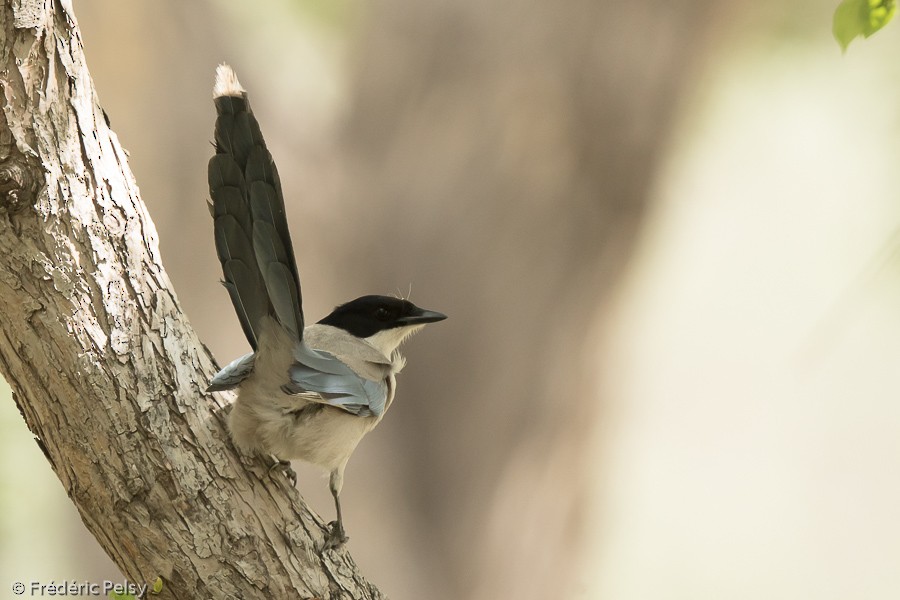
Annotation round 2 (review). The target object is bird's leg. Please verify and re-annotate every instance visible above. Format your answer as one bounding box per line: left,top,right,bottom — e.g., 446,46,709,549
268,455,297,487
324,469,349,549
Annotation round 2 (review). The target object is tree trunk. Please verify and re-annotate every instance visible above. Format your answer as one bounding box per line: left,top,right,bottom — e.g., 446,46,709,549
0,1,381,597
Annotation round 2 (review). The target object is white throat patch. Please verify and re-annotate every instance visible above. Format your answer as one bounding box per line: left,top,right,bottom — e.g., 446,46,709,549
364,325,425,358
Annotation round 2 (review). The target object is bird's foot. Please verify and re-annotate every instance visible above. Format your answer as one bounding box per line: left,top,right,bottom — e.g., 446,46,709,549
268,457,297,487
323,520,349,550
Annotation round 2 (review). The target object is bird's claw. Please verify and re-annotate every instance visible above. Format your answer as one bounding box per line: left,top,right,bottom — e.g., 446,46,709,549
269,457,297,487
323,520,349,550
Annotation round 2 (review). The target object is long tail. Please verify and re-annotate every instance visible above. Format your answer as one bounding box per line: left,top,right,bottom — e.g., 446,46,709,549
208,64,304,348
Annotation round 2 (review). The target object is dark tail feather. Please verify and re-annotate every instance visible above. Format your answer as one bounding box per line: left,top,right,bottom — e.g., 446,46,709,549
208,64,305,347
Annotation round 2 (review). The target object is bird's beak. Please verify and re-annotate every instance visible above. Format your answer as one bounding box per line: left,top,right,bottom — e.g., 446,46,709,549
399,308,447,325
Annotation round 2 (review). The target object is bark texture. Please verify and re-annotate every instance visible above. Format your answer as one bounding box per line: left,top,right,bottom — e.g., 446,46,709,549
0,1,381,598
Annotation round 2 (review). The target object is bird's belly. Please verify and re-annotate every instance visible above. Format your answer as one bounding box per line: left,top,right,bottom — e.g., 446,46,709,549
282,407,378,470
229,380,380,471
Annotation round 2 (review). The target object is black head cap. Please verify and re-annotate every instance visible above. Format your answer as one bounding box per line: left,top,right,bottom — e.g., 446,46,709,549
318,295,447,338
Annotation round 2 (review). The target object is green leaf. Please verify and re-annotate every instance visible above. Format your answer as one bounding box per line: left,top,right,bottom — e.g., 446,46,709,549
151,577,164,595
864,0,897,34
834,0,866,50
108,593,136,600
833,0,896,51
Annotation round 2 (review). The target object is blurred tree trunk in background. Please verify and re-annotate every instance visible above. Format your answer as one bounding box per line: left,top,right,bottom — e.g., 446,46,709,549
336,1,732,598
66,1,742,598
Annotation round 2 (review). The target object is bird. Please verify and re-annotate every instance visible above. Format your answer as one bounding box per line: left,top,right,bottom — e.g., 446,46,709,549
205,64,446,549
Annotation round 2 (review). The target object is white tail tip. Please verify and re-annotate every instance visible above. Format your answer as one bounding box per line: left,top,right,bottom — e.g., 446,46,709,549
214,63,245,98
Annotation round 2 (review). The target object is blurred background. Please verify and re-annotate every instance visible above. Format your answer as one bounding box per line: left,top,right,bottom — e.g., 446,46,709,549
2,0,900,598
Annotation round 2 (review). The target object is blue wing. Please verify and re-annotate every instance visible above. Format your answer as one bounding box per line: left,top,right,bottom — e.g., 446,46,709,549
282,343,389,418
207,352,256,392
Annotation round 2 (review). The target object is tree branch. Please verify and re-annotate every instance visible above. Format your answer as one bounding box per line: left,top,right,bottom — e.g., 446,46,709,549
0,1,382,597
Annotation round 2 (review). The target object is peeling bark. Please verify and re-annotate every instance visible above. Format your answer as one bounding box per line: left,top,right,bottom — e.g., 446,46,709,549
0,1,382,598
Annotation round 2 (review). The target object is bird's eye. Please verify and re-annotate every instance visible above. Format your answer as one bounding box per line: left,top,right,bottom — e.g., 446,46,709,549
375,307,391,320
